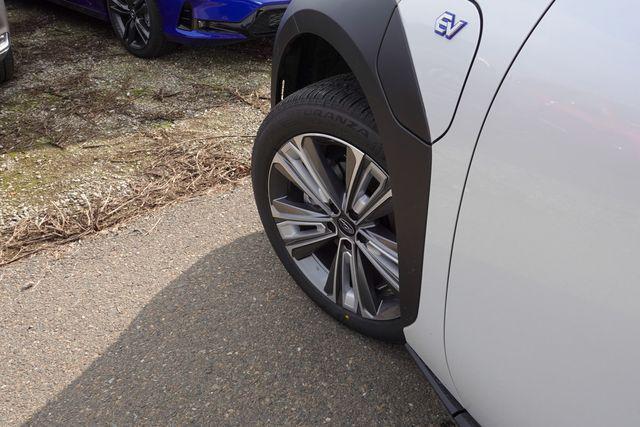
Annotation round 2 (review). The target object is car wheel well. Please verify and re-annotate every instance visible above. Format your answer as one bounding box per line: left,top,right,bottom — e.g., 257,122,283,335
276,34,356,104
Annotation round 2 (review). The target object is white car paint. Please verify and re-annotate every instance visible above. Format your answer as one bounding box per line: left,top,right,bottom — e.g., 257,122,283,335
398,0,480,141
444,0,640,424
403,0,554,399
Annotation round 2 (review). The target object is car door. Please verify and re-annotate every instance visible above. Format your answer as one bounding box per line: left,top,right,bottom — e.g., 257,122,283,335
445,0,640,425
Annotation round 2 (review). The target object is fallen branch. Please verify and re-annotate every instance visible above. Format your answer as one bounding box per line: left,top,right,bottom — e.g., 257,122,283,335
0,136,251,266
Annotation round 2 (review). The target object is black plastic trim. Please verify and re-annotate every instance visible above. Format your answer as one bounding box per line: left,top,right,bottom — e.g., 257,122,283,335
177,2,193,30
377,8,430,142
194,5,286,38
406,344,480,426
272,0,430,326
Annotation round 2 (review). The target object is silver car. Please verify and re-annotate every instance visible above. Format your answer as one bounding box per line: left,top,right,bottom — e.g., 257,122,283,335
0,0,13,83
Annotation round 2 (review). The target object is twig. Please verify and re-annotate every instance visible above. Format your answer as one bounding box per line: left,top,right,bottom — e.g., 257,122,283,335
0,138,250,265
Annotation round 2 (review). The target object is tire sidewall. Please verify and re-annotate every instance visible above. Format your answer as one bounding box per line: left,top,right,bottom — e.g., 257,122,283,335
252,101,404,343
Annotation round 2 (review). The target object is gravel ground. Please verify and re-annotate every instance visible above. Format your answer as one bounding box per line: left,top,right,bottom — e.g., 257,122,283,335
1,0,272,153
0,182,451,426
1,0,269,224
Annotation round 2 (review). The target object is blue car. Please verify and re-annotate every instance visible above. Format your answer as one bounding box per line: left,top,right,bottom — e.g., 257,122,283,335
48,0,290,57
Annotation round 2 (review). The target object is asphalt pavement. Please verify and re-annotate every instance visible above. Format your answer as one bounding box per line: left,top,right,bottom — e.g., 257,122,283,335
0,181,450,426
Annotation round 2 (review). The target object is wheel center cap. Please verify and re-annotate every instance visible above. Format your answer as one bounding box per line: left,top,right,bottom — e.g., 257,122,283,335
337,217,356,236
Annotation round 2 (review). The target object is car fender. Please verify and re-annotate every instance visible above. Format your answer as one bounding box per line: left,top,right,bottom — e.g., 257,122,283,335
272,0,432,333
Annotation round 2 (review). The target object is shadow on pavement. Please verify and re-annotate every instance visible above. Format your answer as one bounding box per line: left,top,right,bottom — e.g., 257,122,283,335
27,232,450,425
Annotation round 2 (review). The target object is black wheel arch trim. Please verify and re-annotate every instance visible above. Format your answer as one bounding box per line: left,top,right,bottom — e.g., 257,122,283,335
271,0,430,326
377,7,431,142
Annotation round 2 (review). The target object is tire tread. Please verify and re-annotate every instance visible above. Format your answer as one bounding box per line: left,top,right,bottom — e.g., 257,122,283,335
269,74,376,130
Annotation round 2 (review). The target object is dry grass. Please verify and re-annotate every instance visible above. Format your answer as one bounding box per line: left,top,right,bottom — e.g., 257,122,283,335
0,1,271,264
0,134,252,265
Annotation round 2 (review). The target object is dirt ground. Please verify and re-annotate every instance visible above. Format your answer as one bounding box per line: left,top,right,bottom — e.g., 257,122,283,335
0,0,272,260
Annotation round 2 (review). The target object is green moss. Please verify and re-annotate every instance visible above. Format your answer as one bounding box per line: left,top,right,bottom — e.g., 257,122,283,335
130,87,149,98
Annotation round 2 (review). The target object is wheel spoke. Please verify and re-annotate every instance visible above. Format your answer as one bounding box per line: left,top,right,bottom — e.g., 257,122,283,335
356,227,399,292
109,0,130,16
277,220,336,260
291,135,343,211
356,189,392,225
134,17,150,44
354,247,382,318
343,144,365,211
347,161,390,222
325,240,358,312
271,142,336,215
324,240,343,302
271,196,330,223
138,4,149,19
121,18,136,44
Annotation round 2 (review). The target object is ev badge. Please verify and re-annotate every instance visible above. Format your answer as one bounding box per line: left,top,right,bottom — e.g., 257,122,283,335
434,12,467,40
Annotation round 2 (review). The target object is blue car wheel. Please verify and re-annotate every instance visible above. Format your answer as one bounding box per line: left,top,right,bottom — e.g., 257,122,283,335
107,0,175,58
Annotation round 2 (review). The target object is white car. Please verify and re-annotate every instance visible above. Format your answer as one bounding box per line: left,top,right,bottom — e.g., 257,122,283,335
251,0,640,425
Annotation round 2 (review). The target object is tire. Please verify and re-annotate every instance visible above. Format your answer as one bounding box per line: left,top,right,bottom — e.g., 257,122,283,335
252,74,404,342
0,48,14,83
107,0,176,59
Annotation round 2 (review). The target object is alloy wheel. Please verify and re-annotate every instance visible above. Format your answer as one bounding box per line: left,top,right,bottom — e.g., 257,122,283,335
109,0,151,49
268,133,400,320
